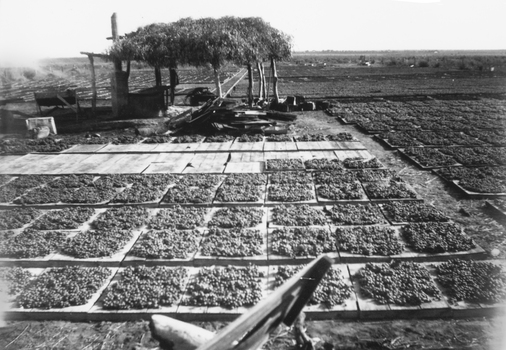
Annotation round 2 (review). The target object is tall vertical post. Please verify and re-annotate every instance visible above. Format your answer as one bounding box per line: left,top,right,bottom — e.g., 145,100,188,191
110,12,129,117
88,55,97,116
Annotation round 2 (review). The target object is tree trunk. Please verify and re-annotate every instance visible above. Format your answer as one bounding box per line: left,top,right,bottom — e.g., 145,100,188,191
155,67,162,87
261,62,267,100
213,68,222,98
169,68,178,105
256,61,264,101
247,63,254,106
126,60,131,79
271,57,279,103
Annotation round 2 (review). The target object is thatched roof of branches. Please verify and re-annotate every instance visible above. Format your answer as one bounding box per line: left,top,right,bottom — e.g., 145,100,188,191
107,17,292,70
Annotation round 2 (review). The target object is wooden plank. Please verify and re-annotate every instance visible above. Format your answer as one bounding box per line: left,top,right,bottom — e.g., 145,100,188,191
28,154,96,175
97,144,158,153
62,144,108,153
183,153,228,174
263,142,297,152
0,154,57,175
224,162,264,173
154,143,201,153
97,154,160,174
229,152,264,162
339,141,367,150
195,142,233,153
142,153,195,174
0,155,27,173
305,151,338,160
62,153,128,174
229,141,264,152
334,150,373,161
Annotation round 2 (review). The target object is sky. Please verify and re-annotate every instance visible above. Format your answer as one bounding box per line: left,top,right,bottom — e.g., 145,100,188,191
0,0,505,66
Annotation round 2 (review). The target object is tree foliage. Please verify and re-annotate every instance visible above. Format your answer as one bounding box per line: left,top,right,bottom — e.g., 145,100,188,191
107,17,292,98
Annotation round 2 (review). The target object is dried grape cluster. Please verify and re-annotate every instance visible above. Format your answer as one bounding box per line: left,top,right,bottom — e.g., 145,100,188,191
149,206,206,230
435,166,506,194
0,208,41,230
17,266,110,309
111,174,176,203
61,229,133,258
403,147,456,167
271,205,327,226
163,186,215,204
0,267,33,295
130,229,200,259
304,158,343,170
296,134,326,142
172,135,203,143
311,268,353,306
326,133,355,141
237,134,264,142
266,158,304,171
0,137,72,154
61,186,117,204
336,226,403,256
266,134,293,142
364,180,417,199
355,169,397,182
208,207,264,228
183,265,263,308
439,147,502,167
201,228,263,257
14,186,72,204
143,135,172,143
47,175,95,189
205,134,235,142
30,207,95,230
0,175,12,186
402,222,475,253
224,173,267,186
327,203,385,225
102,266,188,309
269,171,312,185
271,227,335,257
379,132,423,147
436,259,506,304
313,170,358,184
317,182,363,200
356,261,442,306
381,201,449,223
215,184,262,202
0,175,52,203
91,206,148,230
269,184,315,202
343,157,382,169
273,265,352,306
0,229,67,258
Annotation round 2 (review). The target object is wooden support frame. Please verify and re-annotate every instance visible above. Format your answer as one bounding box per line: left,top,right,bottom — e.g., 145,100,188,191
34,89,81,121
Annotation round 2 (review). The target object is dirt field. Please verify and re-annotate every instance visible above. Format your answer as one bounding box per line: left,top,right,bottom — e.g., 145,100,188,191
1,55,506,350
1,111,505,350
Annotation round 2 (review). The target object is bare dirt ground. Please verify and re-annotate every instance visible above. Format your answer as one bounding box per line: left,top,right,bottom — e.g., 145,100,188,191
1,111,505,350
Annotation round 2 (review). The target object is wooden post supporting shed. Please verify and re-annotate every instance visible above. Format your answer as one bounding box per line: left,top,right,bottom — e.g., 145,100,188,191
80,52,110,117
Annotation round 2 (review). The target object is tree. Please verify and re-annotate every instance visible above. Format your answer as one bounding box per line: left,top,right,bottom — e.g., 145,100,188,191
265,27,292,103
108,16,292,105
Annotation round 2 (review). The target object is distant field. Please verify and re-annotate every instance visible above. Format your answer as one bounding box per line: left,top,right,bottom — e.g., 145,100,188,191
1,51,506,102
